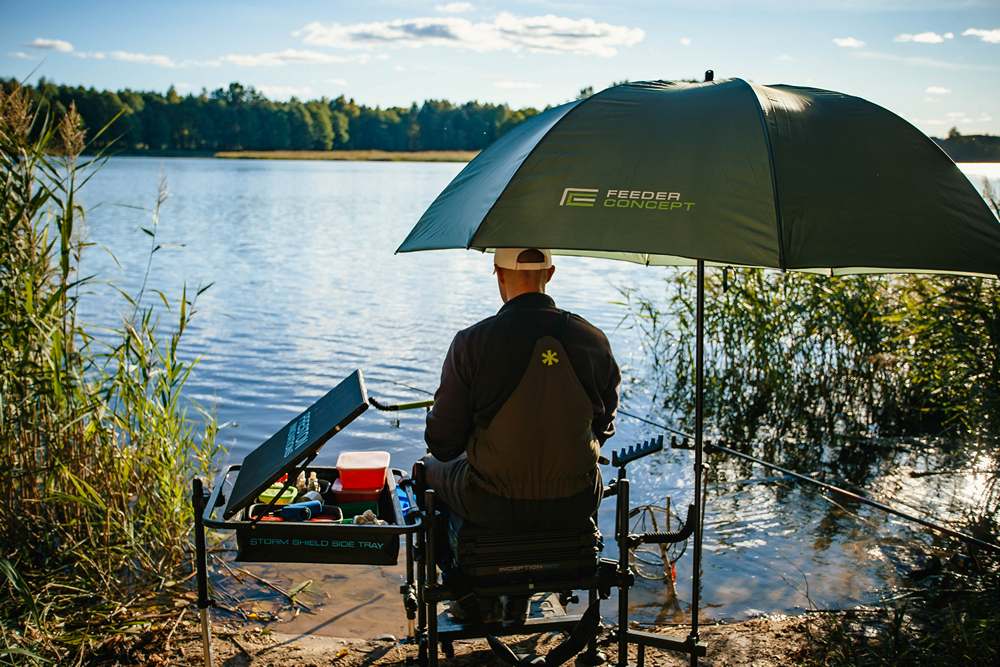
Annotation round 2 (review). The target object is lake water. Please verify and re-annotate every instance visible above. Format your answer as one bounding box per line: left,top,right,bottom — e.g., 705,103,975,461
76,158,1000,637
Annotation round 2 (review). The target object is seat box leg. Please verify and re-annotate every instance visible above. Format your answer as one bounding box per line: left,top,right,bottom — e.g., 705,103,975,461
580,587,606,665
425,489,439,667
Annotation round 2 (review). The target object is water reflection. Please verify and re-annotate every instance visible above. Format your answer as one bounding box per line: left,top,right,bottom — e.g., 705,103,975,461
76,157,999,636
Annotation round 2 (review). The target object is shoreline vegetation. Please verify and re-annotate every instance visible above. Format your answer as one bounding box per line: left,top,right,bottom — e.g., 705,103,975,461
214,149,478,162
5,78,999,163
1,83,218,664
3,80,999,664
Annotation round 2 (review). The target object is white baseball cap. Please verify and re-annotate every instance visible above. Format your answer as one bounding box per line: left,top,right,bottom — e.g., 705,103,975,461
493,248,553,271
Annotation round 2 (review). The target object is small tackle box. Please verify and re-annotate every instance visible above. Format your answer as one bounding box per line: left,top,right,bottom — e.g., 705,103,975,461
199,369,421,566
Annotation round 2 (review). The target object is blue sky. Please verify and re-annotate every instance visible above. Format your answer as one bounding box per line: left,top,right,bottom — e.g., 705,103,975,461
3,0,998,137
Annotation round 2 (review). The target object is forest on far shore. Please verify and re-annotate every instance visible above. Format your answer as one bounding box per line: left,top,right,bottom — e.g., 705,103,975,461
3,77,998,161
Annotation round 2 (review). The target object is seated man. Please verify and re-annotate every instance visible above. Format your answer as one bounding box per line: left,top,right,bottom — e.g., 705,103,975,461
421,248,620,619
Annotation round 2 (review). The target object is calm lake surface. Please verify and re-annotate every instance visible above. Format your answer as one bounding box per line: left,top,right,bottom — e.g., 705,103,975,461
77,157,1000,635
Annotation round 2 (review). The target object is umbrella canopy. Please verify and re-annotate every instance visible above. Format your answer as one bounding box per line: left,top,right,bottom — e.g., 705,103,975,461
398,78,1000,277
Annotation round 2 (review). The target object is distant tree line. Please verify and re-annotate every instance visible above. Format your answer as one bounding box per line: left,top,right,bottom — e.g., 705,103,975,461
0,78,541,153
934,127,1000,162
3,78,998,160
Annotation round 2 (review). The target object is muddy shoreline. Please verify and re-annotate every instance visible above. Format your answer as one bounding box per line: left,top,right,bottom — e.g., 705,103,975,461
156,615,819,666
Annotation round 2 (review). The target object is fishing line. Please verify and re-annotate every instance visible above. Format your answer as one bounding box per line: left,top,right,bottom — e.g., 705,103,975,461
368,385,1000,554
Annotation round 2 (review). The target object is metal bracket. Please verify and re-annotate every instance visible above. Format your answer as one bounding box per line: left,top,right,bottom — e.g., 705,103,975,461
670,435,694,450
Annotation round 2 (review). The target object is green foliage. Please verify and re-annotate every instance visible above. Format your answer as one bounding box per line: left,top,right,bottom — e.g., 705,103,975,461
624,190,1000,447
0,84,220,662
804,568,1000,666
623,190,1000,665
2,78,541,154
886,276,1000,438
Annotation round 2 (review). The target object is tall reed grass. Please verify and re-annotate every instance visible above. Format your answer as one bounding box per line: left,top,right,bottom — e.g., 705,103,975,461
623,186,1000,449
1,83,220,664
621,184,1000,666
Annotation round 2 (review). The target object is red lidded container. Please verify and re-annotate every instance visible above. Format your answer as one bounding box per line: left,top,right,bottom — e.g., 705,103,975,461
336,450,390,489
331,478,382,502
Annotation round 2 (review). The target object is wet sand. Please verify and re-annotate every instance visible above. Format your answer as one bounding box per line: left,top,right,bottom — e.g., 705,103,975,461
212,558,411,639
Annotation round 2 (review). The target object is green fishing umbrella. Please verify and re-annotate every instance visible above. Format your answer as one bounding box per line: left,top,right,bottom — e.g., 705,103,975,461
396,75,1000,666
399,78,999,275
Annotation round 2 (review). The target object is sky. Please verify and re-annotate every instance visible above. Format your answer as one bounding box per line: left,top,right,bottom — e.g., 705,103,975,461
2,0,999,137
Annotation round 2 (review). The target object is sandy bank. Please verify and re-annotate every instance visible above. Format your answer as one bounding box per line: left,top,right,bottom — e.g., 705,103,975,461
155,615,818,666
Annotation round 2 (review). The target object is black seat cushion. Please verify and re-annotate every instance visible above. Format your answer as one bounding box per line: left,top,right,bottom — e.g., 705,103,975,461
448,515,602,584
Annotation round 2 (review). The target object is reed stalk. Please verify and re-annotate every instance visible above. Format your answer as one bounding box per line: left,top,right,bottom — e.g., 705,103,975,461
1,82,220,664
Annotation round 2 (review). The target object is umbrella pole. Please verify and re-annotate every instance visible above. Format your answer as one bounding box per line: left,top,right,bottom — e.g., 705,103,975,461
687,259,705,667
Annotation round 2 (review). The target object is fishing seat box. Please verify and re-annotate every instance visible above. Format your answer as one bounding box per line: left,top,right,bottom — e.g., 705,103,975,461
447,516,602,587
205,369,418,566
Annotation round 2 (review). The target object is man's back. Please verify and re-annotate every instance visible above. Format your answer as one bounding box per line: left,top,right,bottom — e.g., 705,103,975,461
424,291,620,528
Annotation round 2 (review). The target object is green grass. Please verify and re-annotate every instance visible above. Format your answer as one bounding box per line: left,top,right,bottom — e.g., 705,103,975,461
1,83,220,663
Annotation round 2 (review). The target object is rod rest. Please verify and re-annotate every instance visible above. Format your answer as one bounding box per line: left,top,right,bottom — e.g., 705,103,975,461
634,503,696,545
611,435,664,468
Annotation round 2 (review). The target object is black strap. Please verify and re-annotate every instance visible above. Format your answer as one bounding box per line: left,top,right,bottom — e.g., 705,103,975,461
555,310,571,343
440,566,482,624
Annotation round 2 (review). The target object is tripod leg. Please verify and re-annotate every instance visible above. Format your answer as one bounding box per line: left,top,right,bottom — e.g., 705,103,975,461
192,478,214,667
616,477,630,667
580,587,606,664
425,489,438,667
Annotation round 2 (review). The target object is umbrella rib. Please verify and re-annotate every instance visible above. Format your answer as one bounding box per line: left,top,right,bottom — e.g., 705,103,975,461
745,80,788,271
465,93,605,250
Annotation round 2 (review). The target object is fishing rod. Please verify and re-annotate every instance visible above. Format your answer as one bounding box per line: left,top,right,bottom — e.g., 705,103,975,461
368,396,434,412
369,390,1000,554
617,411,1000,555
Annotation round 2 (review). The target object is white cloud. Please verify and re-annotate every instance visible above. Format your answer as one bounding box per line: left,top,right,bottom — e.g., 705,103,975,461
493,80,541,89
962,28,1000,43
435,2,473,12
933,111,993,123
894,31,953,43
256,84,314,100
66,47,367,69
220,49,368,67
108,50,177,67
776,53,795,62
294,12,645,57
852,50,998,71
916,111,992,131
924,85,951,94
75,50,178,67
833,36,865,48
27,37,74,52
9,51,34,60
679,36,692,46
325,77,348,86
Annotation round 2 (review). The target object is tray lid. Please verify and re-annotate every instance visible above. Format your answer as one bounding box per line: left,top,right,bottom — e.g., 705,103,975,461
222,369,369,519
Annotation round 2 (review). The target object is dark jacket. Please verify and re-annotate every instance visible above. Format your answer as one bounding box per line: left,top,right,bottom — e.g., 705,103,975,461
425,292,620,498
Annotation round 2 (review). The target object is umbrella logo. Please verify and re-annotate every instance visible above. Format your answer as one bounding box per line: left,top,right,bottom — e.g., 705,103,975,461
541,349,559,366
560,186,697,212
559,187,599,207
